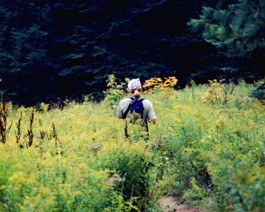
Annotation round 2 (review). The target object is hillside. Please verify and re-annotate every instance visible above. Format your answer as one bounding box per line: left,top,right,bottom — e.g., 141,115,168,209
0,79,265,211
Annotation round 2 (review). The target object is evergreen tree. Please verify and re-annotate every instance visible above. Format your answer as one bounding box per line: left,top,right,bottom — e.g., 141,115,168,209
0,1,53,103
0,0,231,105
188,0,265,58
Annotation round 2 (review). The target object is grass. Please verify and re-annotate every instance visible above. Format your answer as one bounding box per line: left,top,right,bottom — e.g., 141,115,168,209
0,79,264,211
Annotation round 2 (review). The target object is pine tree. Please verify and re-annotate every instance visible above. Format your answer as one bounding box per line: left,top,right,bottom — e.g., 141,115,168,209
0,1,51,73
188,0,265,58
0,1,53,104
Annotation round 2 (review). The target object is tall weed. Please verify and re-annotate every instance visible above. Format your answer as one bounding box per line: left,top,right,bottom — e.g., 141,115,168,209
0,79,264,211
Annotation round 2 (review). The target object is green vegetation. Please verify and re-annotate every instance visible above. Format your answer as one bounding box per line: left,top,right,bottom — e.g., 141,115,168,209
188,0,265,58
0,79,264,211
1,0,264,105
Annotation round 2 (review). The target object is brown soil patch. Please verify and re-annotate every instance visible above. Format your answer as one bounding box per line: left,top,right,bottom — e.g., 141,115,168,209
158,196,202,212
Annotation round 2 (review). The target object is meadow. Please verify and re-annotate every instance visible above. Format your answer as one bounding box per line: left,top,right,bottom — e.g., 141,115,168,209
0,78,264,211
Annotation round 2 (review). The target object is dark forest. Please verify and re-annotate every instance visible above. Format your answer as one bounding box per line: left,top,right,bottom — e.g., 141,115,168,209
0,0,264,105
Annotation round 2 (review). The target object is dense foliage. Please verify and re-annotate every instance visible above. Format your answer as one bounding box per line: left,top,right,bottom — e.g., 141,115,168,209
0,78,264,211
188,0,265,58
188,0,265,81
1,0,264,105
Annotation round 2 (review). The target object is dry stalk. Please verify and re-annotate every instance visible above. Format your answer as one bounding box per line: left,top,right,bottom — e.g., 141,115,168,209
27,108,34,147
16,112,22,144
51,122,62,165
37,119,46,147
0,101,12,144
